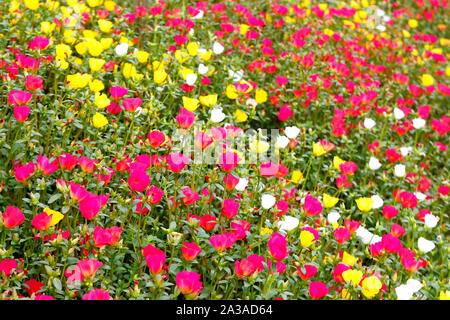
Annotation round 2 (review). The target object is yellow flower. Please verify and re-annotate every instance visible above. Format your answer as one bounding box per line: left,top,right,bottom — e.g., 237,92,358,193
342,288,353,300
67,73,92,89
154,69,168,85
175,50,190,63
198,50,212,62
187,42,200,56
323,193,339,208
64,29,76,44
300,230,316,247
255,88,267,104
182,97,200,112
93,112,108,128
355,197,374,212
290,170,304,183
55,43,72,59
104,0,116,11
89,58,105,72
421,74,434,86
408,19,418,28
361,276,382,298
199,94,217,107
225,84,239,99
333,155,345,170
98,19,113,33
440,290,450,300
342,252,358,267
234,109,248,122
75,42,88,55
9,0,20,13
87,40,103,56
240,24,249,35
324,28,334,36
24,0,40,11
122,63,137,79
89,79,104,92
135,50,150,64
94,93,110,109
250,139,269,154
342,269,363,286
41,21,56,34
260,227,273,236
313,142,327,156
100,38,113,50
44,207,64,227
87,0,103,7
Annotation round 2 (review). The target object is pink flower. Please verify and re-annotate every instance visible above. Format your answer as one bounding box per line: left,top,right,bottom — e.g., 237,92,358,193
79,194,103,220
235,259,257,278
297,264,318,280
278,105,293,121
14,163,35,183
221,199,240,219
82,289,111,300
2,206,25,229
175,107,195,130
176,271,203,297
8,90,33,105
167,153,190,173
78,156,96,173
148,130,166,148
13,106,31,122
181,242,202,261
195,132,214,150
122,97,142,112
76,259,103,280
128,169,150,192
209,232,237,252
304,195,322,216
25,75,43,91
29,36,50,50
223,174,239,190
59,153,78,171
0,259,18,276
36,155,59,175
309,281,329,299
31,212,52,231
110,86,128,100
182,187,200,205
382,234,402,253
267,232,290,261
147,186,164,204
93,226,122,247
219,152,241,172
143,244,166,274
334,227,351,243
382,205,398,219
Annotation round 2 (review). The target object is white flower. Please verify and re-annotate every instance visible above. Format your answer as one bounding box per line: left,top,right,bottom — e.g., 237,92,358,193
276,135,290,148
376,25,386,32
394,164,406,177
198,64,209,75
394,107,405,120
400,146,412,157
412,118,426,129
406,279,423,293
261,194,276,209
376,9,386,17
369,157,382,170
356,226,374,244
285,126,300,139
213,41,225,54
424,214,439,228
278,216,299,233
197,48,206,55
185,73,197,86
369,235,382,245
327,210,340,224
211,108,225,123
383,15,390,22
135,107,143,116
417,237,435,253
396,285,413,300
371,195,384,209
415,192,426,201
246,98,257,108
115,43,129,56
235,178,248,191
364,118,376,130
228,69,243,82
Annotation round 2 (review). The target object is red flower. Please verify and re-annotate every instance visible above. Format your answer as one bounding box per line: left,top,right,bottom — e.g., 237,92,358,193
2,206,25,229
200,214,217,231
195,132,214,150
24,279,44,296
223,174,239,190
333,263,351,283
297,264,318,280
181,242,201,261
59,153,78,171
147,186,164,204
122,97,142,112
25,75,43,91
391,223,406,237
0,259,18,276
344,219,361,233
382,234,402,253
370,241,384,257
309,281,329,299
182,187,200,205
31,212,52,231
148,130,166,148
78,156,96,173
